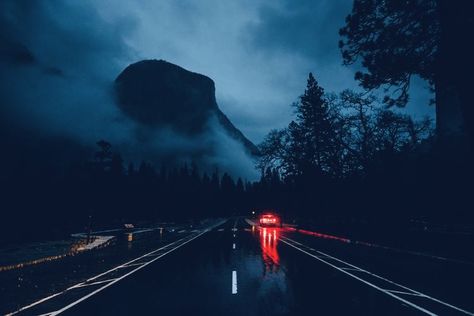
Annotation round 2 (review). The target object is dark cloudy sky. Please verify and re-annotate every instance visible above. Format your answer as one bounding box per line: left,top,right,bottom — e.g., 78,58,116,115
96,0,433,143
1,0,433,156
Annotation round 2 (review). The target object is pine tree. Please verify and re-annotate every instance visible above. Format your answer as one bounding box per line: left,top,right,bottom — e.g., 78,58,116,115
294,73,333,173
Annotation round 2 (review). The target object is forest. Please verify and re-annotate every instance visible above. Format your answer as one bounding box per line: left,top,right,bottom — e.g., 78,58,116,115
2,0,473,245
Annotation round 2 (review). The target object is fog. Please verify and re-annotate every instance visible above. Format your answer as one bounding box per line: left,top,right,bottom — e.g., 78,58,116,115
0,0,433,180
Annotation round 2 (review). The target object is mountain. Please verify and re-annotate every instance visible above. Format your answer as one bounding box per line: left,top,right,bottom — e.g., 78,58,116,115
114,59,259,156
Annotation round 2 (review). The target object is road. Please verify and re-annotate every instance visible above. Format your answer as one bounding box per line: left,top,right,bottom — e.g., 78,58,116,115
5,218,474,316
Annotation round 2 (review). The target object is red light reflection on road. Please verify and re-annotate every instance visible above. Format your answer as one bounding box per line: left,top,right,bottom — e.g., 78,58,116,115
260,227,280,273
283,227,351,243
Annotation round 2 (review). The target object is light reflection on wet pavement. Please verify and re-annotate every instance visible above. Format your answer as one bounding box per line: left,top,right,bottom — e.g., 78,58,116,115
3,218,474,316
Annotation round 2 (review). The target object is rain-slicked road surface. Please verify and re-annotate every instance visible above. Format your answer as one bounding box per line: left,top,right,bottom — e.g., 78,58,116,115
6,218,474,316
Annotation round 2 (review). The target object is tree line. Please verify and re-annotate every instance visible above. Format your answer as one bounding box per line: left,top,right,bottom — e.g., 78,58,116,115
254,72,472,226
257,74,433,179
3,0,473,245
253,0,474,225
1,139,263,244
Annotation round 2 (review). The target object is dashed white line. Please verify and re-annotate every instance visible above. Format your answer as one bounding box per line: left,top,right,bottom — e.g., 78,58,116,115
233,243,236,250
232,270,238,294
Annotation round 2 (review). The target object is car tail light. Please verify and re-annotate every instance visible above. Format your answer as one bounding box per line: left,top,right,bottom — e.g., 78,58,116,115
259,214,279,225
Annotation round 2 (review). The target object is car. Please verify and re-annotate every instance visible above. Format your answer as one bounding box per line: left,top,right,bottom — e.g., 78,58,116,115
259,213,281,227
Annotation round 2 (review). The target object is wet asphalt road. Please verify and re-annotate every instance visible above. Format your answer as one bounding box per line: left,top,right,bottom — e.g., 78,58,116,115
6,218,474,316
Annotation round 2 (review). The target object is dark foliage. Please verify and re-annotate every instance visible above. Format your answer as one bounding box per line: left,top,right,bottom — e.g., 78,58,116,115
339,0,474,147
339,0,439,107
0,140,253,245
256,73,473,226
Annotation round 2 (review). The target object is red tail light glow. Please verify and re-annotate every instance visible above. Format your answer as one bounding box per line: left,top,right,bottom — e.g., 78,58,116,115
259,213,280,226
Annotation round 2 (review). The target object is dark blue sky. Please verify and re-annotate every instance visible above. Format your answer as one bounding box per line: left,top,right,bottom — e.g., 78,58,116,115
98,0,433,142
1,0,433,146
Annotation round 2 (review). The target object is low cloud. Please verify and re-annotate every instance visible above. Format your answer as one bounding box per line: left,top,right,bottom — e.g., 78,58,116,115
0,0,433,181
0,0,259,179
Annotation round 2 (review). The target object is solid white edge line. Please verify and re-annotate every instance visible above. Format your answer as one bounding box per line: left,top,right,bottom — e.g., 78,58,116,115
280,238,437,316
49,230,209,315
281,236,474,316
120,262,146,268
5,236,189,316
5,292,64,316
85,239,182,283
314,247,474,315
244,218,256,226
232,270,237,294
7,219,227,316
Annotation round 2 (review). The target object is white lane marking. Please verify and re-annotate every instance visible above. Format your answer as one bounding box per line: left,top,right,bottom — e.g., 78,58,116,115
131,228,154,234
233,234,236,238
290,239,303,245
244,218,256,226
71,278,118,289
315,248,474,314
120,262,145,268
177,230,186,233
387,290,426,297
6,292,64,316
218,228,224,232
6,238,185,316
340,267,364,272
7,219,227,316
146,252,169,257
84,239,180,283
232,271,237,294
279,238,435,315
48,231,210,316
233,243,236,250
280,236,474,316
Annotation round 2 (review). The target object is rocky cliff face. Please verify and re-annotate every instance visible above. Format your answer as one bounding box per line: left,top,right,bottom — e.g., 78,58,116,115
115,60,259,156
